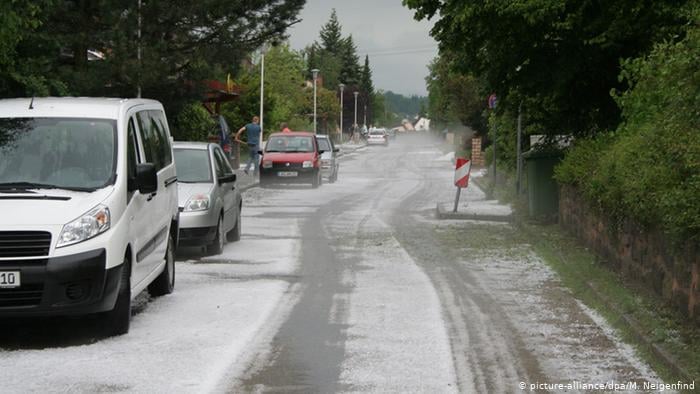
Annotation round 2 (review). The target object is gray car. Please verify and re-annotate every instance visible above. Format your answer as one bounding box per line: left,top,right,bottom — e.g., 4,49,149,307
316,135,340,183
173,142,242,255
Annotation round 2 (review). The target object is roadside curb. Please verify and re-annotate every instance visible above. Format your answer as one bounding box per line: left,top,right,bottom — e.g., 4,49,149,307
585,281,695,383
435,202,513,222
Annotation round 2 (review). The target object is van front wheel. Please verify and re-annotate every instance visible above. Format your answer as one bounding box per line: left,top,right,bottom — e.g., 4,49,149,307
101,256,131,336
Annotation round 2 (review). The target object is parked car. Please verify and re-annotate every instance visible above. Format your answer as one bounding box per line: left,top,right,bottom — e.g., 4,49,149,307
315,134,340,183
367,128,389,146
173,142,241,255
260,132,324,188
0,97,178,336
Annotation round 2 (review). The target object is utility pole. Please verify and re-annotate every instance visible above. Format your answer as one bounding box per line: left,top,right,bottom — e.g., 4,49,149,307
339,83,345,143
137,0,142,98
259,48,265,144
312,69,319,133
516,101,523,195
363,105,367,127
353,91,359,130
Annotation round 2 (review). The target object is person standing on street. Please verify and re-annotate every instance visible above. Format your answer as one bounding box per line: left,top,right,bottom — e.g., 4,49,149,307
234,116,261,175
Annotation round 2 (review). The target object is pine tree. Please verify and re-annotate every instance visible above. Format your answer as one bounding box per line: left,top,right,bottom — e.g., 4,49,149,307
360,55,374,97
319,9,343,55
339,35,360,85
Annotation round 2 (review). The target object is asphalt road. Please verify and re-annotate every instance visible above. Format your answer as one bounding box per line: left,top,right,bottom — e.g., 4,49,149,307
0,133,660,393
232,134,659,392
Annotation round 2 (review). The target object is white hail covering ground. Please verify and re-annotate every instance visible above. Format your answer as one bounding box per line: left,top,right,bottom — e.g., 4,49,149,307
0,202,302,393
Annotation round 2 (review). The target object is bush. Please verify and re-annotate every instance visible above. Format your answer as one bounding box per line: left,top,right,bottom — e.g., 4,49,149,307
172,103,216,142
556,10,700,244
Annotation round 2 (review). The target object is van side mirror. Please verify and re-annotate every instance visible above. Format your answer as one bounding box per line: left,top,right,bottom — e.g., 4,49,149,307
218,174,237,184
333,148,339,153
317,150,325,155
258,150,264,155
136,163,158,194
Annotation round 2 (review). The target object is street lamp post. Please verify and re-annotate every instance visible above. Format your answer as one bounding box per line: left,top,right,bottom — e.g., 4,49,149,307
260,49,266,144
353,91,359,132
363,105,367,127
339,83,345,143
312,69,319,134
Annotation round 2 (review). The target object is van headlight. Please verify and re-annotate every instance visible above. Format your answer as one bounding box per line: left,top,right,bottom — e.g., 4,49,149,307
57,205,111,247
184,194,210,212
302,161,313,168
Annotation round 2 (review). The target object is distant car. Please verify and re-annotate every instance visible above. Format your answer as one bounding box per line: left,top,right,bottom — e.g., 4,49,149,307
367,128,389,146
173,142,242,255
315,134,340,183
260,132,324,188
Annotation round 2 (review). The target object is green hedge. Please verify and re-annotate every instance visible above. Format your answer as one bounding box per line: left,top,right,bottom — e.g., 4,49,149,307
556,10,700,245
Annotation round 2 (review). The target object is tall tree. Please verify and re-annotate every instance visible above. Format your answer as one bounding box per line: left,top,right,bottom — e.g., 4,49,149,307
404,0,691,136
360,55,374,97
1,0,307,116
0,0,66,97
360,55,374,124
339,35,360,85
319,9,343,55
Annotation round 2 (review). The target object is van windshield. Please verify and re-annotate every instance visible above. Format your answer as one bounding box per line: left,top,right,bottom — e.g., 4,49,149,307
0,118,117,192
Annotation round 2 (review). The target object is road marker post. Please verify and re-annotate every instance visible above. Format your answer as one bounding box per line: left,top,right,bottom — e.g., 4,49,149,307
453,157,472,212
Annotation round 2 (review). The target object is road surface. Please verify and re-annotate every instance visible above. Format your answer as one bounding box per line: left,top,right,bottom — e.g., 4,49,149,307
0,134,660,393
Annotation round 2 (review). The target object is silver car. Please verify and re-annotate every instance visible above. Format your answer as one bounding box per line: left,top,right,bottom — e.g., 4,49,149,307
173,142,242,255
316,134,340,183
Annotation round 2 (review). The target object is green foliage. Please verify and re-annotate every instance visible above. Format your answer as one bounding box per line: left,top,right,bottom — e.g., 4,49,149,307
425,54,486,134
338,35,361,86
556,11,700,244
405,0,691,137
0,0,306,114
319,9,343,55
173,103,216,142
382,91,427,118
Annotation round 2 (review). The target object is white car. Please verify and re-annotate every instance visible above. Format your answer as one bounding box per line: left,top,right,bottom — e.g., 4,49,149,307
367,128,389,146
0,97,179,336
174,142,242,255
315,135,340,183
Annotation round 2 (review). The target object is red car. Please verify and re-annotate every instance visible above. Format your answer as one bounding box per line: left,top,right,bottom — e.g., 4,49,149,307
259,132,325,188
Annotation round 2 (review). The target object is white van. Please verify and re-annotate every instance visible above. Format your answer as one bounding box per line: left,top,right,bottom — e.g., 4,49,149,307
0,97,178,335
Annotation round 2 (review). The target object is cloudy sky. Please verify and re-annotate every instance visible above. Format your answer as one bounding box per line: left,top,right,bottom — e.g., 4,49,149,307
287,0,438,97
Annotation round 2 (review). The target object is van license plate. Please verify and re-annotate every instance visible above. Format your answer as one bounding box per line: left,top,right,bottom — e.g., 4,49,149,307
278,171,298,177
0,271,20,288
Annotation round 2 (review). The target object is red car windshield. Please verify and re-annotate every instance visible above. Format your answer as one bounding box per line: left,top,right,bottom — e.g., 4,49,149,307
266,136,314,153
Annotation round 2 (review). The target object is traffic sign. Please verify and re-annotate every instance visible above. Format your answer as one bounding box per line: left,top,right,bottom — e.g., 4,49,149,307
488,93,497,109
454,158,471,188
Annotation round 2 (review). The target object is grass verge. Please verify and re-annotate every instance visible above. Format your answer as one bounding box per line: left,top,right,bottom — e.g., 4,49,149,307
480,171,700,388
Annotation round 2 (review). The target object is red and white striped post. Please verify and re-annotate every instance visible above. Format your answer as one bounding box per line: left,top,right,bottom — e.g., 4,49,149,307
453,158,472,212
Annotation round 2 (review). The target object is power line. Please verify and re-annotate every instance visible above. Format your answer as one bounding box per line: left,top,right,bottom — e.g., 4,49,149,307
363,48,438,57
357,44,438,57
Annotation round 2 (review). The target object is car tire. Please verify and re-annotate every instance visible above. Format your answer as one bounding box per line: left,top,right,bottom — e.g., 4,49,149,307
148,235,175,297
101,255,131,336
227,208,241,242
208,215,225,255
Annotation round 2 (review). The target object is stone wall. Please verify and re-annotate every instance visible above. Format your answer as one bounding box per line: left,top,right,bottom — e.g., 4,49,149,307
559,185,700,323
471,137,485,166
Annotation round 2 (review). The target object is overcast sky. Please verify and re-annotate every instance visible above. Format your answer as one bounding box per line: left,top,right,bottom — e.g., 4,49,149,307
287,0,437,97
